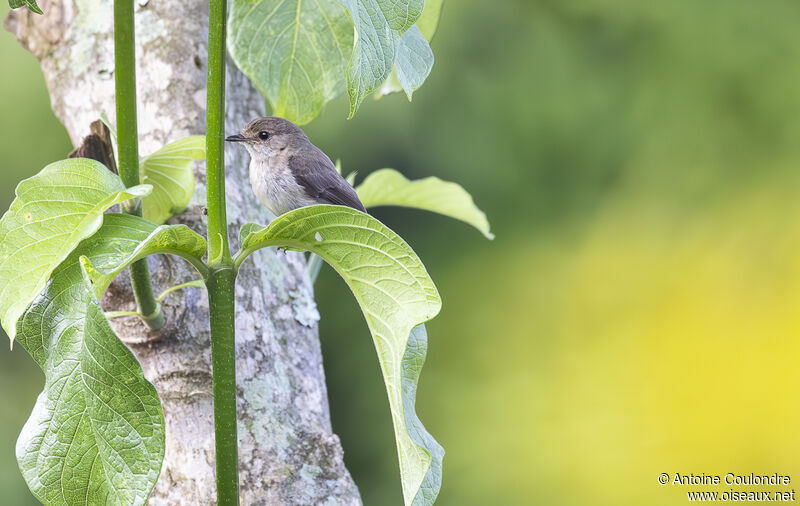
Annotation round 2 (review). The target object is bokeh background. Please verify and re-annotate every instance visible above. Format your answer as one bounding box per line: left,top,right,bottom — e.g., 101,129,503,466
3,0,800,504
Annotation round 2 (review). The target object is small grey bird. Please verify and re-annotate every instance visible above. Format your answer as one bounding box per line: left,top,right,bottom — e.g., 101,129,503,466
225,117,366,216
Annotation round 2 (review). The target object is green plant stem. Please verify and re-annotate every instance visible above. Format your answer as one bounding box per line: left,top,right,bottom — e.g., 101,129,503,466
206,0,239,502
206,0,231,266
114,0,163,329
207,266,238,505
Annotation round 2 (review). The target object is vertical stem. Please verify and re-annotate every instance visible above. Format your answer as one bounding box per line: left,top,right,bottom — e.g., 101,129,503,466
206,0,239,502
207,266,239,505
206,0,231,265
114,0,138,191
129,261,164,327
114,0,164,329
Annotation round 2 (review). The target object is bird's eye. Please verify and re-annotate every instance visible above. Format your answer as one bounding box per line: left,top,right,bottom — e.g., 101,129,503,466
258,131,270,140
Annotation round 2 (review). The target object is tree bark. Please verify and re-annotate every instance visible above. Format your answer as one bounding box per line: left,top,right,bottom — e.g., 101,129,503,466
5,0,361,504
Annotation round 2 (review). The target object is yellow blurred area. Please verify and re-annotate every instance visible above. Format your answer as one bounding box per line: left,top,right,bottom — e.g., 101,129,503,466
427,177,800,505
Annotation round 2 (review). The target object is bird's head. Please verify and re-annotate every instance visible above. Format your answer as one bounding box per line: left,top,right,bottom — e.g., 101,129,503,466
225,116,307,158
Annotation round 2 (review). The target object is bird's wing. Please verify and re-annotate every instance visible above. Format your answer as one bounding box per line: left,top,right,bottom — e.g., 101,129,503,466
289,148,366,212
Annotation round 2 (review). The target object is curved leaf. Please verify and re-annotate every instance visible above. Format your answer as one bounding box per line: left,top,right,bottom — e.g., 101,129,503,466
403,324,444,505
82,221,208,292
140,136,204,224
338,0,424,117
237,205,442,505
228,0,353,125
356,168,494,239
0,158,151,340
14,214,189,505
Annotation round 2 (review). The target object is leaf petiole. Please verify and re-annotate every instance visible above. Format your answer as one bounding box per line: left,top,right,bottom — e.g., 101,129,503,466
157,279,205,302
104,310,143,320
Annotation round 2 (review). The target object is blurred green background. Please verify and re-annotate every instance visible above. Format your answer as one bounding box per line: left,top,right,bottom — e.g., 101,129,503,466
3,0,800,504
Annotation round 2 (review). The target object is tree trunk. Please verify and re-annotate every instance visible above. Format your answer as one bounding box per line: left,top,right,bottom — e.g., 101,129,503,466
5,0,361,504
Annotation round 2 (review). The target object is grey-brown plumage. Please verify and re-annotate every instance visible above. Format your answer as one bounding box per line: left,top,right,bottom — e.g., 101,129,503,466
225,117,365,216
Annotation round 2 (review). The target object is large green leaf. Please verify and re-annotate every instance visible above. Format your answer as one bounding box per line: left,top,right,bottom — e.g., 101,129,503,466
228,0,353,125
339,0,424,117
140,136,204,224
8,0,43,14
356,168,494,239
236,205,443,505
13,213,204,505
0,158,151,340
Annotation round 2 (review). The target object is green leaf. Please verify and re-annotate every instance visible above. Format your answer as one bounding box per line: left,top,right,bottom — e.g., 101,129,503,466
237,205,443,505
375,0,441,100
375,27,434,100
14,214,182,505
339,0,424,117
0,158,151,340
394,25,434,100
228,0,353,125
356,168,494,239
140,136,204,224
8,0,43,14
82,220,208,292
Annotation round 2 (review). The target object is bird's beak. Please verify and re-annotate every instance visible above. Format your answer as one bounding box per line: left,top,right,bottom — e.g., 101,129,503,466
225,133,246,142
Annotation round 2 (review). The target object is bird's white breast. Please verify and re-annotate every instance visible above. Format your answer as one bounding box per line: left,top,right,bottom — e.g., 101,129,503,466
248,151,315,216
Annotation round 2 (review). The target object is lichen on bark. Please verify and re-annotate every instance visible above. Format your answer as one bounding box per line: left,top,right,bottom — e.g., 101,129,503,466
5,0,361,503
